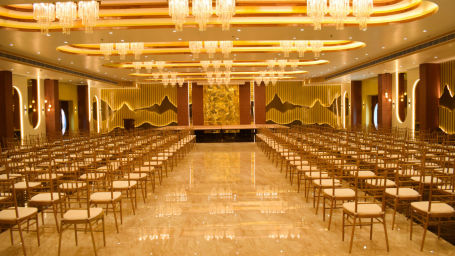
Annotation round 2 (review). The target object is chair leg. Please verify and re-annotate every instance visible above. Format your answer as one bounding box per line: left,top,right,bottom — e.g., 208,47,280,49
410,210,413,240
58,222,64,256
391,198,398,230
102,217,106,247
17,222,27,256
420,215,430,251
74,224,78,246
9,227,14,245
342,212,345,241
349,216,357,253
111,202,119,233
88,222,98,256
383,216,389,252
35,214,40,246
370,218,373,240
328,198,335,230
53,204,60,232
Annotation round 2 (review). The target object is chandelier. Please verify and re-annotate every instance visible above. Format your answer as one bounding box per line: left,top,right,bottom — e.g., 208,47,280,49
56,2,77,35
144,61,154,72
177,77,185,87
223,60,233,71
216,0,236,31
307,0,327,30
310,41,324,58
204,41,218,58
130,42,144,60
280,41,294,58
115,43,130,60
192,0,213,31
353,0,374,30
207,71,214,79
201,60,211,71
33,3,55,34
329,0,350,30
212,60,221,71
267,60,275,70
152,72,160,79
189,41,203,58
220,41,233,58
156,61,166,72
78,1,99,33
277,59,287,71
168,0,189,31
132,62,142,71
295,41,308,58
100,43,114,60
289,59,299,70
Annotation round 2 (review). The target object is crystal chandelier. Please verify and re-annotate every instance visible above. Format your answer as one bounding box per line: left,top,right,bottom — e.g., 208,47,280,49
168,0,189,31
33,3,55,34
78,1,99,33
295,40,308,58
177,77,185,87
267,60,275,70
152,72,160,79
277,59,287,71
170,72,178,86
100,43,114,60
220,41,233,58
132,62,142,71
254,76,262,86
223,60,233,71
56,2,77,35
353,0,373,30
310,41,324,58
216,0,235,31
207,71,214,78
201,60,211,71
329,0,350,30
156,61,166,72
204,41,218,58
130,42,144,60
145,61,154,73
189,41,203,58
115,43,130,60
212,60,221,71
280,41,294,58
192,0,213,31
307,0,327,30
289,59,299,70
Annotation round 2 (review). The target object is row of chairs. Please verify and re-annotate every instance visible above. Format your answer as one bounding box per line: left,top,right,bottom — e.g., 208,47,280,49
256,125,455,253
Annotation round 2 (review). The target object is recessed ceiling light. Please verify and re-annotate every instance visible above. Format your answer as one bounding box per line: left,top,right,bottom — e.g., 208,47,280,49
349,36,352,40
120,39,124,42
293,37,296,40
423,29,427,33
434,56,438,59
69,80,72,82
365,53,369,56
70,61,74,64
321,53,325,56
108,31,113,35
381,46,385,49
46,33,51,37
37,51,40,54
235,37,240,40
403,37,407,40
9,43,14,47
355,57,359,60
300,28,304,32
172,30,177,33
233,54,237,56
178,38,182,41
237,29,241,32
57,58,61,61
64,41,68,44
26,71,30,74
10,68,13,71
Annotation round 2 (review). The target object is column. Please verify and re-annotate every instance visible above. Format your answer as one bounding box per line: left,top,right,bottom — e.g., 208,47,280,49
177,82,189,126
350,80,362,129
192,83,204,125
254,82,266,124
0,71,13,145
378,73,392,130
239,82,251,124
44,79,61,136
418,63,441,131
77,85,89,133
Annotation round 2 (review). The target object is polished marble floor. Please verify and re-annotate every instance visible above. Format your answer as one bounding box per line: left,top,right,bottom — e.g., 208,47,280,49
1,143,455,255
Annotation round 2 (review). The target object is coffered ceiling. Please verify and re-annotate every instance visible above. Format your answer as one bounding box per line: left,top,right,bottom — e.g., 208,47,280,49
0,0,453,87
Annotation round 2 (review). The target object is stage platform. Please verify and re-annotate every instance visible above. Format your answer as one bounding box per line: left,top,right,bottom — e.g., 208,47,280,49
157,124,287,142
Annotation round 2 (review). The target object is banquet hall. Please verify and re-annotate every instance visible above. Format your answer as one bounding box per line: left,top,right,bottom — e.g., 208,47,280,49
0,0,454,255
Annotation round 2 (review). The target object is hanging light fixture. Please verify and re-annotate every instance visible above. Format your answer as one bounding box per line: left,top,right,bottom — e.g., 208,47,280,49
204,41,218,58
33,3,55,34
156,61,166,72
277,59,287,72
212,60,221,71
207,71,214,79
353,0,373,31
177,77,185,87
254,76,262,86
219,41,233,58
310,41,324,58
295,40,308,58
168,0,189,31
192,0,213,31
307,0,327,30
130,42,144,60
289,59,299,70
132,62,142,71
223,60,233,71
266,60,275,70
56,2,77,35
152,72,160,79
216,0,235,31
115,43,130,60
145,61,154,73
201,60,211,71
78,1,99,33
280,41,294,58
329,0,350,30
189,41,203,58
100,43,114,60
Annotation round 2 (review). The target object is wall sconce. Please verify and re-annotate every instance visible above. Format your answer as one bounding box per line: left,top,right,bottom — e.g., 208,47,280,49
385,92,389,99
23,105,27,113
74,106,78,113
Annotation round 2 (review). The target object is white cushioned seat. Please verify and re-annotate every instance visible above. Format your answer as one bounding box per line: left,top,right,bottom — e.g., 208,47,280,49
124,173,148,180
411,201,455,215
306,172,329,178
63,208,103,221
323,188,355,198
79,172,105,180
343,202,383,216
30,192,63,203
113,180,137,189
349,170,376,178
14,181,41,190
410,176,441,184
385,188,420,198
90,192,122,202
36,173,63,180
0,207,38,221
312,179,340,187
365,179,396,187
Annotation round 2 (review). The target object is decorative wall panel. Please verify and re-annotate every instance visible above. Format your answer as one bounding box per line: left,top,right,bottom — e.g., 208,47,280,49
440,60,455,134
101,84,177,131
203,85,240,125
266,82,342,127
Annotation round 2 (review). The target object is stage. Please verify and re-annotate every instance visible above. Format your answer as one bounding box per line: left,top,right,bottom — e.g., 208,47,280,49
157,124,287,142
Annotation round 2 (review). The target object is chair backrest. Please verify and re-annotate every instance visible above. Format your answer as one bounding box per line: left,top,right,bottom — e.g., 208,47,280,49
352,165,388,213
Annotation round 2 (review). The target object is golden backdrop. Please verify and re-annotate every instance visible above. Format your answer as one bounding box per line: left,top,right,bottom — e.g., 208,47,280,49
439,60,455,134
265,82,342,127
203,85,240,125
100,84,177,131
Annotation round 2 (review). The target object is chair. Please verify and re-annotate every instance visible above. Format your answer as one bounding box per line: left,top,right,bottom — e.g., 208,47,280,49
0,179,40,256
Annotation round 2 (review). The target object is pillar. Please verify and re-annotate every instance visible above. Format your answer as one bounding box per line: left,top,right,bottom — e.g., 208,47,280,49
239,82,251,124
254,82,266,124
77,85,89,133
378,73,392,130
0,71,13,145
350,80,362,129
44,79,61,136
418,63,441,131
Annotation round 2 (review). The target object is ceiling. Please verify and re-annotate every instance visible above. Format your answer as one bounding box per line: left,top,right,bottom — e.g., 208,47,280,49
0,0,453,87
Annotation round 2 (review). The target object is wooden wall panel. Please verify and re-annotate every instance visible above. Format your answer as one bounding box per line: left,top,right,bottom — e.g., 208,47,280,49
44,79,61,136
239,82,251,124
419,63,440,131
439,60,455,134
177,83,189,126
192,83,204,125
378,73,392,130
254,82,266,124
77,85,89,133
0,71,13,144
351,80,362,129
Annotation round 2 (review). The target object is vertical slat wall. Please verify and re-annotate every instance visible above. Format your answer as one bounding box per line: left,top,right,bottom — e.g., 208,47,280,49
265,81,343,127
439,60,455,134
100,84,177,132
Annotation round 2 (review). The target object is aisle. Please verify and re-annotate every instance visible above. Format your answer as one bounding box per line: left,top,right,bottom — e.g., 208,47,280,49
1,143,454,255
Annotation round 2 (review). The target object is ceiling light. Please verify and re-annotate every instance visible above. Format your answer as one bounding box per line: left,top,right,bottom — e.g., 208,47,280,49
277,59,287,71
300,28,304,32
100,43,114,60
156,61,166,71
116,43,130,60
280,41,294,58
33,3,55,34
267,60,275,70
216,0,236,31
193,0,213,31
220,41,233,58
204,41,218,58
169,0,189,31
353,0,373,30
132,62,142,71
108,31,113,34
56,1,77,35
9,43,13,47
212,60,221,71
144,61,154,72
289,60,299,70
295,41,308,58
77,1,99,33
307,0,327,30
130,42,144,60
423,29,427,33
189,41,203,58
201,60,210,71
329,0,350,30
223,60,233,71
